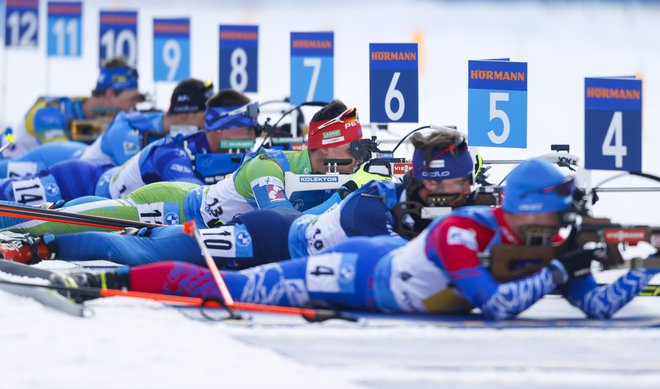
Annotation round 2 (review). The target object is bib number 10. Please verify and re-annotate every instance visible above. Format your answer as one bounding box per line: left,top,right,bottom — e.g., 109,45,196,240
602,111,626,168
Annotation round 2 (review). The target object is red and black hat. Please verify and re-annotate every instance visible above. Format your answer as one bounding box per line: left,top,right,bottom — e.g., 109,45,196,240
307,107,363,149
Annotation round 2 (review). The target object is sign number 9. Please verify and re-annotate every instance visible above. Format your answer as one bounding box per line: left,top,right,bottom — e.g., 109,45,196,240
162,40,181,81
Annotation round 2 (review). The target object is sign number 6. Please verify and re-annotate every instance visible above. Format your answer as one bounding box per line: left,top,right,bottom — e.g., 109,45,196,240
385,72,405,121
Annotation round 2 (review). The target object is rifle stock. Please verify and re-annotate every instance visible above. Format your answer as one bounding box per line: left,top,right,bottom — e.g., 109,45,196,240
489,216,660,282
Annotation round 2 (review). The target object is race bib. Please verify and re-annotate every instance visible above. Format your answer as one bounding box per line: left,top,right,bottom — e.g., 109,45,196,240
11,177,47,205
304,203,346,255
136,202,180,225
199,225,253,259
305,252,357,293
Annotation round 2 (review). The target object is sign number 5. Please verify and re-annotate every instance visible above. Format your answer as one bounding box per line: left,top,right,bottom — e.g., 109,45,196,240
488,92,510,144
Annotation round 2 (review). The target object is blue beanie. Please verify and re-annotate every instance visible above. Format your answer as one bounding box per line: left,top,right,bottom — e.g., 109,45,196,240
503,158,574,213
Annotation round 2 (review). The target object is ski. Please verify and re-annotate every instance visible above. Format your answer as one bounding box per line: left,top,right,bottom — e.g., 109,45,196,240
0,202,157,230
0,260,91,317
171,306,660,328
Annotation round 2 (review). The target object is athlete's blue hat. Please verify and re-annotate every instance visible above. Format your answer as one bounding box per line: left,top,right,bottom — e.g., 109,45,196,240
204,104,258,130
411,134,473,180
503,158,575,214
96,65,139,92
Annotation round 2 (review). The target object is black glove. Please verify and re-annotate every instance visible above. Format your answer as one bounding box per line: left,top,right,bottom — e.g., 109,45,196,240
557,247,596,280
549,225,599,284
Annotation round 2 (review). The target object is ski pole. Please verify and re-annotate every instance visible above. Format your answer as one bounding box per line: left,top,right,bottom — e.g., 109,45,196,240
0,278,356,322
0,127,15,154
182,221,237,313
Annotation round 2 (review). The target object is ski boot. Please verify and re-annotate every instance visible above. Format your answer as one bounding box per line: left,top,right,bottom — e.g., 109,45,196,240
0,232,56,264
48,269,129,303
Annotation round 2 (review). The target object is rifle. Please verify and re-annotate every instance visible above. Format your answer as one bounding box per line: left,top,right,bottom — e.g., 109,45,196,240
489,216,660,282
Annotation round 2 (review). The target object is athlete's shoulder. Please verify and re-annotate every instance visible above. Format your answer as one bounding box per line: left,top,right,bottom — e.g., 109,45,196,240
425,207,499,250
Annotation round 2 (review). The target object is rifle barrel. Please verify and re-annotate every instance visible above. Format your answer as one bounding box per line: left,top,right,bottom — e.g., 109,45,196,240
594,187,660,193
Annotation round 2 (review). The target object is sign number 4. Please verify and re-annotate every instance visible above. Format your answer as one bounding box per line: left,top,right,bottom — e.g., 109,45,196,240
602,111,626,168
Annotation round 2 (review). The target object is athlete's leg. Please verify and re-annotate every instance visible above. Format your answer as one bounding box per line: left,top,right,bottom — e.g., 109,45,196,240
55,226,203,266
232,207,303,264
64,195,110,206
119,236,400,310
0,171,63,205
126,181,200,225
0,159,114,207
0,142,88,178
48,159,115,200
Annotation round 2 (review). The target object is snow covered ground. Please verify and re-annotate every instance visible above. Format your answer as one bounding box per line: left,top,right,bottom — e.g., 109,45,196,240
1,262,659,389
1,1,660,388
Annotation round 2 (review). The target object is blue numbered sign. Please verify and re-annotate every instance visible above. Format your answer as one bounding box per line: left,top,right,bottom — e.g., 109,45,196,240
153,18,189,82
290,32,333,105
47,2,82,57
99,10,137,66
585,77,642,171
4,0,38,48
369,43,418,123
468,60,527,148
219,25,258,93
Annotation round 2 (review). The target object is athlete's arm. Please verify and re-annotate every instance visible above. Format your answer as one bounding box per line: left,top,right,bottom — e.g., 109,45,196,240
236,157,295,210
427,216,559,320
561,269,660,319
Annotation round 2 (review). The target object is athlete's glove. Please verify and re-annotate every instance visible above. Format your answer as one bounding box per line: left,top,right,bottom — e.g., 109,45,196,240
550,227,604,284
340,161,392,198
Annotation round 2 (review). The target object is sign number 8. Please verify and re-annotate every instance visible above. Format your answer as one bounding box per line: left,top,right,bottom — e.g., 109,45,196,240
230,47,248,91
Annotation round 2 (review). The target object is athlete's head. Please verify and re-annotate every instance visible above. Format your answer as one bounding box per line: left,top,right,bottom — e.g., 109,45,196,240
393,128,474,239
307,100,364,174
166,79,214,130
91,57,142,112
204,89,258,152
404,129,473,208
502,158,576,245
